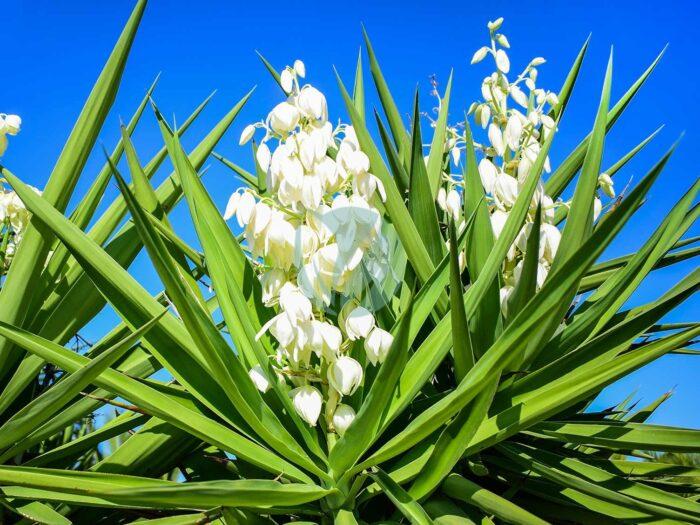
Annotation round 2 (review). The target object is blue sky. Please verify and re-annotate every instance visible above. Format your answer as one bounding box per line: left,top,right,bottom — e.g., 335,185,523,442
3,1,698,427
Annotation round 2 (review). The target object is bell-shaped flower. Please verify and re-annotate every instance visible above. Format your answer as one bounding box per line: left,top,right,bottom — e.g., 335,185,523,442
297,86,327,122
490,209,509,239
223,191,240,221
259,269,286,306
268,102,300,133
353,171,386,202
332,404,356,436
300,174,324,210
234,191,256,227
494,172,519,208
510,85,528,108
445,189,461,220
499,285,514,316
437,187,447,211
343,304,375,340
279,282,313,323
294,59,306,78
249,364,271,393
488,123,505,156
478,158,498,194
364,326,393,365
291,385,323,426
304,320,342,360
328,355,363,396
504,114,523,151
540,223,561,263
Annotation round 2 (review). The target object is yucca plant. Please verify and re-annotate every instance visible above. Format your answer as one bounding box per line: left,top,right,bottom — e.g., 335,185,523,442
0,2,698,524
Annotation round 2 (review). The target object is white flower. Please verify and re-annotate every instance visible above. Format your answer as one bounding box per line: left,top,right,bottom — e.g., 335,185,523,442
279,283,313,323
510,85,528,108
223,191,240,221
488,123,505,156
451,146,461,166
268,102,300,133
249,364,271,393
490,209,509,239
294,59,306,77
305,320,342,360
1,115,21,135
239,124,256,145
260,269,286,306
364,327,393,365
478,158,498,194
446,189,461,220
540,223,561,263
495,49,510,73
297,86,327,121
437,187,447,211
280,69,294,94
328,356,363,396
291,385,323,426
598,173,615,198
344,304,375,340
504,114,523,151
235,191,256,227
499,285,514,316
478,104,491,128
593,197,602,221
494,173,519,207
255,142,271,172
332,404,356,436
471,46,489,64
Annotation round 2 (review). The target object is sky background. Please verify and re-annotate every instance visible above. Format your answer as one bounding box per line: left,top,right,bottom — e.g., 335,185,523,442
3,1,698,427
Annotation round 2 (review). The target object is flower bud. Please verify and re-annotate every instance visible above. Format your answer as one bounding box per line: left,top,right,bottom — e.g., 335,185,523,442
478,158,498,194
495,49,510,74
249,364,271,393
333,404,356,436
531,57,546,66
291,385,323,426
488,123,505,156
471,46,489,64
437,187,447,211
256,142,271,172
239,124,256,145
328,355,363,396
293,59,306,78
598,173,615,198
223,191,240,221
593,197,602,221
487,17,504,31
2,115,21,135
496,34,510,48
280,69,294,94
364,327,393,365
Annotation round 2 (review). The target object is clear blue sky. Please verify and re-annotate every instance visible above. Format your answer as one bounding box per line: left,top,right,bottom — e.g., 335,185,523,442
3,1,698,428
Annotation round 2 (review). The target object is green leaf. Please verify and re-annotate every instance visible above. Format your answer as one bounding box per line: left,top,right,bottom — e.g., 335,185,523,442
442,474,547,525
0,0,146,382
426,72,453,196
370,468,434,525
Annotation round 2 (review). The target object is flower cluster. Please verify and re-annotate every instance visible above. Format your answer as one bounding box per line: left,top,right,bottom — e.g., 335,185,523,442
224,62,393,433
437,18,615,315
0,114,27,272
